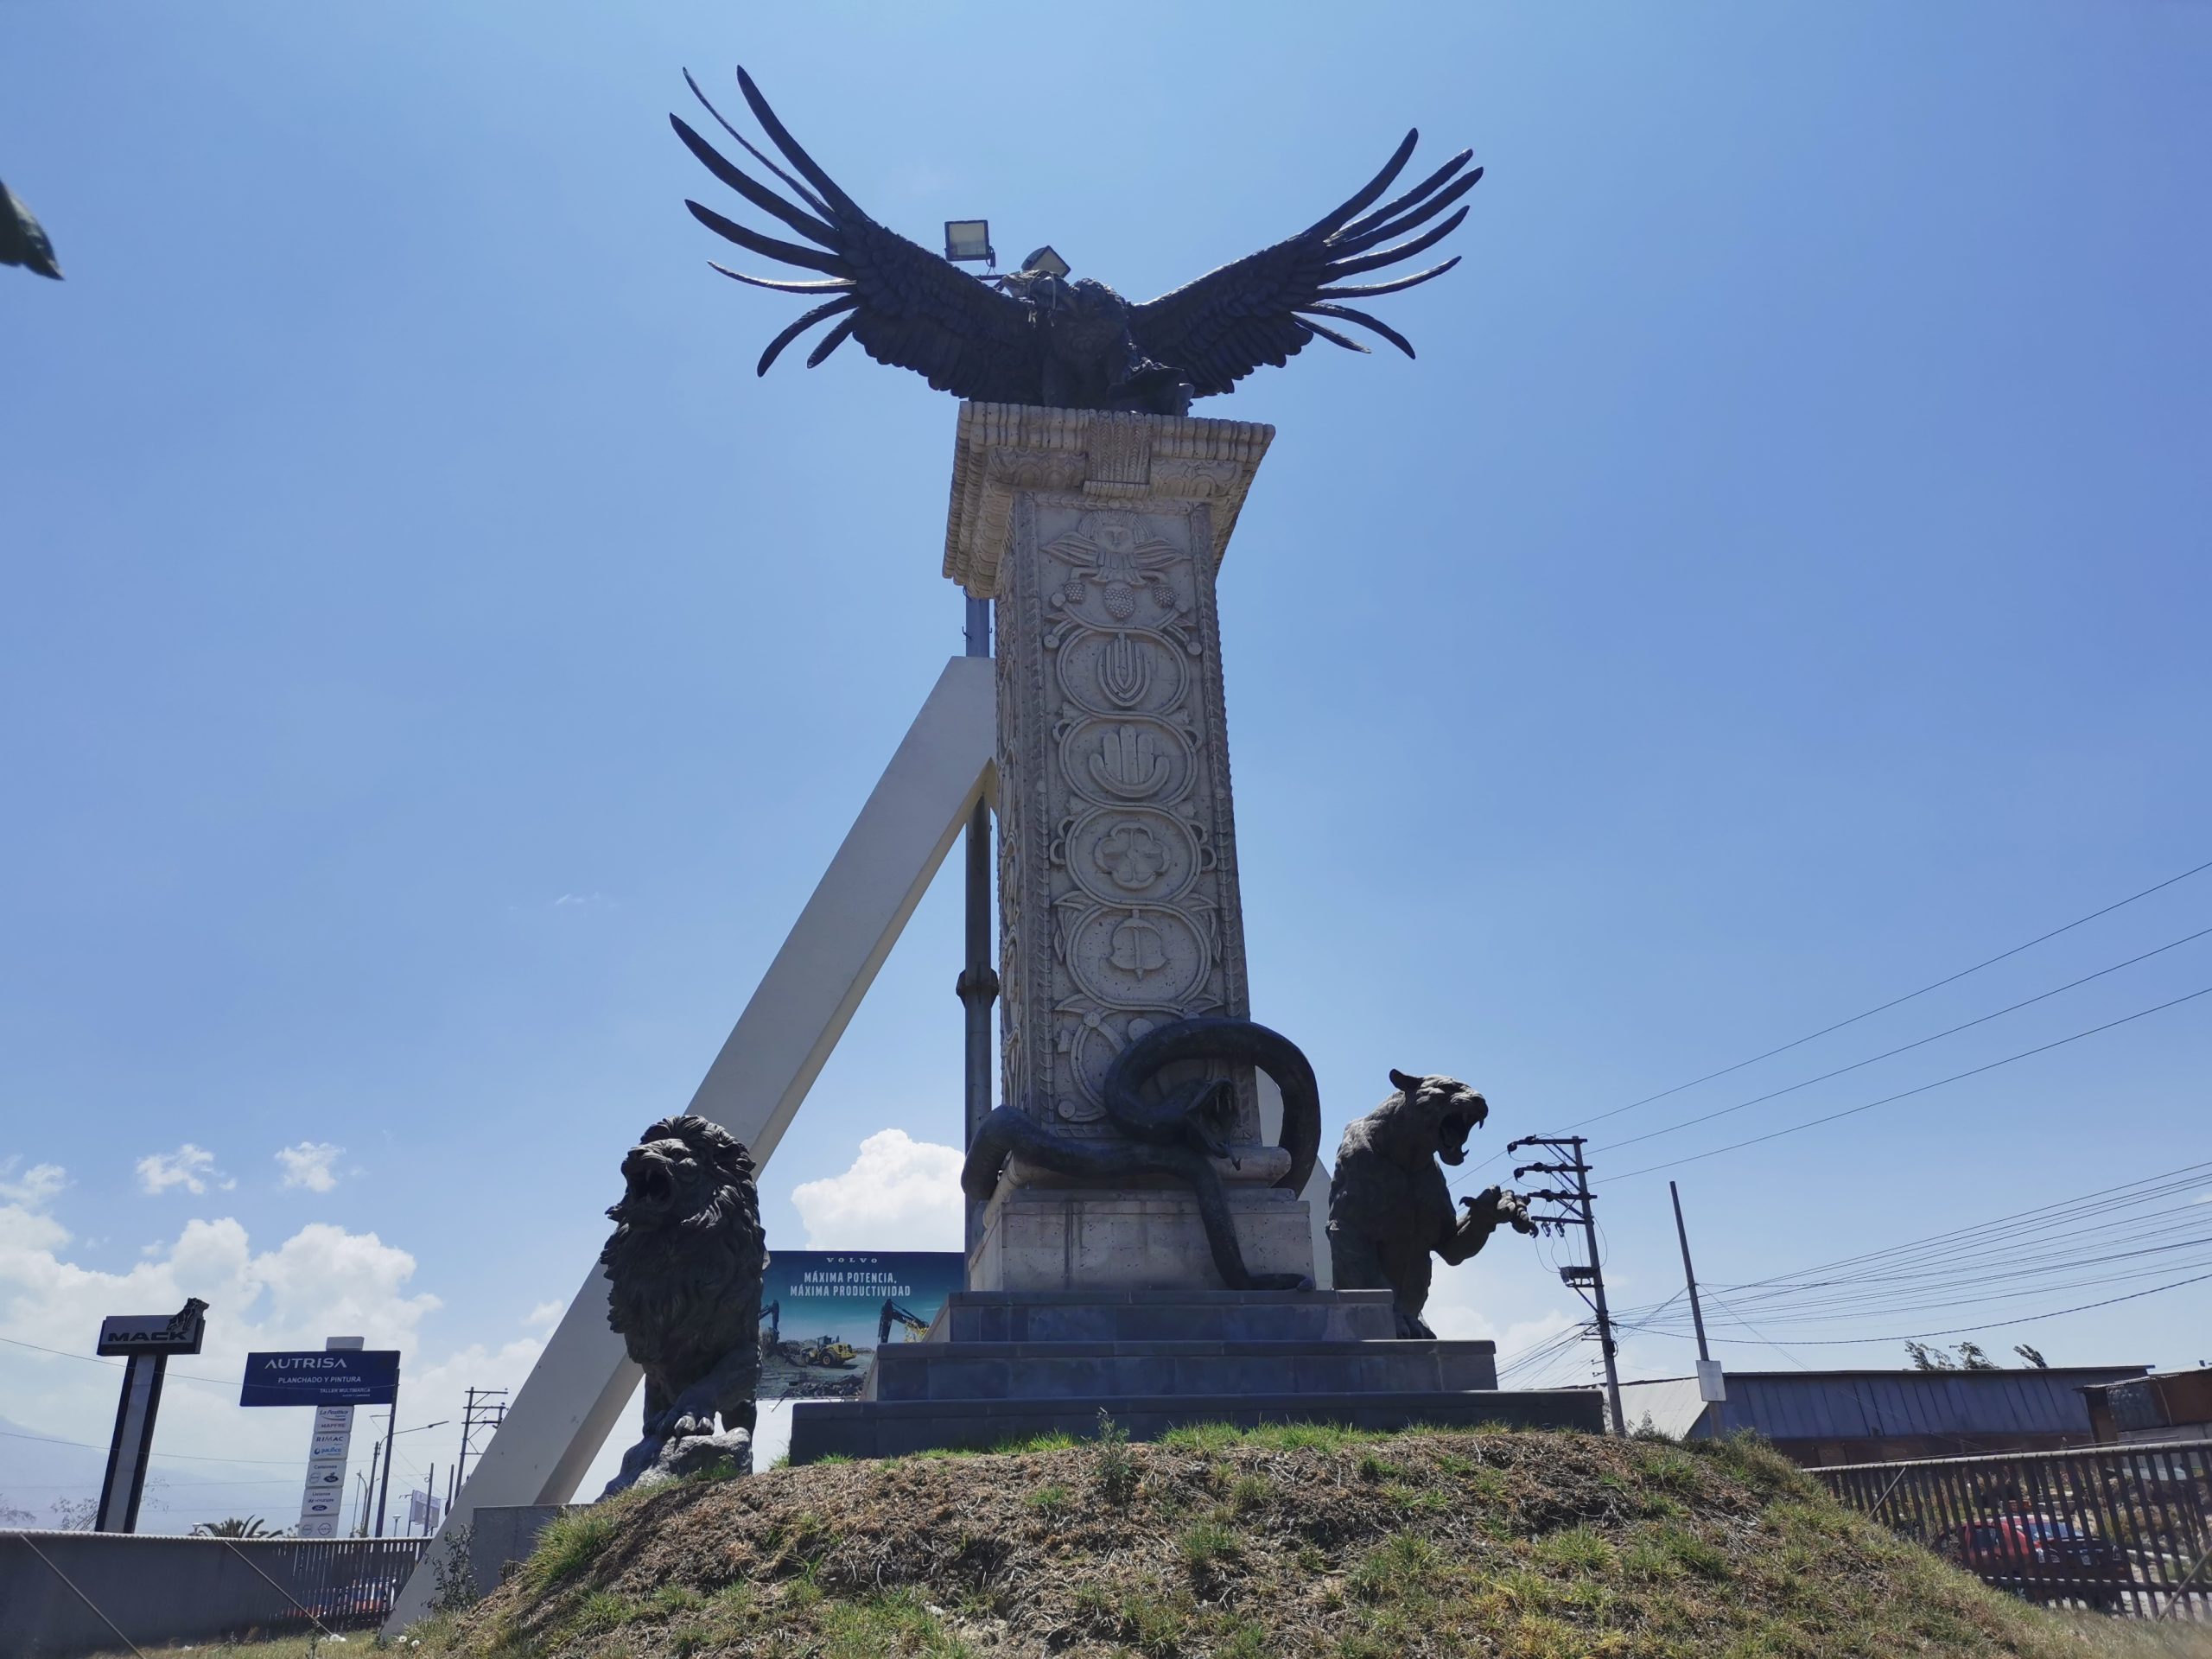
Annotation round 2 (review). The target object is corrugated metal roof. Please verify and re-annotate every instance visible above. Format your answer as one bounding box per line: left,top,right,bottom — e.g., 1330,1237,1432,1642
1696,1367,2150,1440
1618,1377,1709,1440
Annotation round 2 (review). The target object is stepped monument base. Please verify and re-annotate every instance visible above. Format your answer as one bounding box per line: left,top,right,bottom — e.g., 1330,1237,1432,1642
787,1290,1603,1463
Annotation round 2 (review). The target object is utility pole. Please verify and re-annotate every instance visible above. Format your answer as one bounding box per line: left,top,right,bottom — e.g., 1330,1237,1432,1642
1510,1134,1625,1435
1670,1181,1726,1408
452,1387,508,1502
373,1387,399,1538
359,1446,380,1535
957,594,998,1255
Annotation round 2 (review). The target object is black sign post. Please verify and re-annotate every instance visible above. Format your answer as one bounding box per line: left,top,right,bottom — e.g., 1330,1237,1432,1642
94,1298,209,1533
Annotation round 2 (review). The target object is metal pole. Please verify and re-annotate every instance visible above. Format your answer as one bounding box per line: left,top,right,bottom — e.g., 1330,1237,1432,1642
455,1388,475,1497
96,1352,167,1533
1574,1148,1625,1436
1669,1180,1712,1363
957,593,997,1256
373,1389,398,1539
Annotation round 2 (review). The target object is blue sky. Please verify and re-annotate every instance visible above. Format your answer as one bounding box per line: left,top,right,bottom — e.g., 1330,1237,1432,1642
3,3,2208,1523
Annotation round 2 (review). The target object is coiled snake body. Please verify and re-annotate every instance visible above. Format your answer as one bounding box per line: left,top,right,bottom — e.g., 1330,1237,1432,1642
960,1016,1321,1290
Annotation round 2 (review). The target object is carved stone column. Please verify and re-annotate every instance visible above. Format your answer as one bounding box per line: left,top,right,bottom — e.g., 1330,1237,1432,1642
944,403,1313,1291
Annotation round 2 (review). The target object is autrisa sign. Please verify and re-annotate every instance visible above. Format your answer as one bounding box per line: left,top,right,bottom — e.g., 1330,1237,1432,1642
239,1349,400,1408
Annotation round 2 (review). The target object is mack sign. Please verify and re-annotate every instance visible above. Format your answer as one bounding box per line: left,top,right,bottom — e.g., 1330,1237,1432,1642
239,1349,400,1407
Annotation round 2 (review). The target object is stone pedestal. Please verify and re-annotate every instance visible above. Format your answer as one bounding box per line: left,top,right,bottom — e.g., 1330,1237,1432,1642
785,1290,1606,1463
970,1185,1313,1294
944,404,1302,1292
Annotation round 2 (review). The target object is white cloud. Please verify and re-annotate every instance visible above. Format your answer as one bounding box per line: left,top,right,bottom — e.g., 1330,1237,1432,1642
1421,1255,1584,1384
136,1145,232,1196
0,1157,66,1209
524,1300,564,1329
790,1128,964,1250
0,1177,558,1534
274,1142,345,1193
553,892,609,908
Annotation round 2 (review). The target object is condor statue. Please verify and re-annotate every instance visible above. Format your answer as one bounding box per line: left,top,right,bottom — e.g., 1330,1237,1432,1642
671,67,1478,414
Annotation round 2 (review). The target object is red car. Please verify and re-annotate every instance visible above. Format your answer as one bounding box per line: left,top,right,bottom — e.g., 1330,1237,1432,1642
1940,1514,2135,1610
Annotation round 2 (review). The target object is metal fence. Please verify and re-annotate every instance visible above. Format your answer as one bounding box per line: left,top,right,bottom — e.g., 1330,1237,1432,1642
1,1529,433,1658
1815,1440,2212,1619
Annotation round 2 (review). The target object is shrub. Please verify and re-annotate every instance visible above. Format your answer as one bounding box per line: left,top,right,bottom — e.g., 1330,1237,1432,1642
1093,1409,1139,1503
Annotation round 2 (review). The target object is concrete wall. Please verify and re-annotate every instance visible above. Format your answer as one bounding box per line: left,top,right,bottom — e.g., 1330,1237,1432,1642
0,1530,428,1658
467,1504,568,1599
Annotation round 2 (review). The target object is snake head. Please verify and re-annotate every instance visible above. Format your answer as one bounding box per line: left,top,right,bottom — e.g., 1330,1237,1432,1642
1154,1076,1237,1160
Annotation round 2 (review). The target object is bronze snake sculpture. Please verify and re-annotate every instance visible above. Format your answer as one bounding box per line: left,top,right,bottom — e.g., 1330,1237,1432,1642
961,1016,1320,1290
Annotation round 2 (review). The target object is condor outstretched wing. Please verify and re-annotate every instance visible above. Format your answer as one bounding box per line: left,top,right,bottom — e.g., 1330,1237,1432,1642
1128,132,1477,398
672,67,1038,401
2,177,62,280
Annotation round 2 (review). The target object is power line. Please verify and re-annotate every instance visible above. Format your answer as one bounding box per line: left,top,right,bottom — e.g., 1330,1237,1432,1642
0,1428,300,1467
1,1477,303,1491
0,1333,234,1389
1608,1159,2212,1357
1624,1212,2212,1328
1686,1267,2212,1348
1572,853,2212,1129
1611,982,2212,1179
1700,1160,2212,1298
1703,1292,1812,1371
1599,924,2212,1154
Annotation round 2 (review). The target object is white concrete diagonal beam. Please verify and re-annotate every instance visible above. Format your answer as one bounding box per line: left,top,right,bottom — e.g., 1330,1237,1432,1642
387,655,995,1631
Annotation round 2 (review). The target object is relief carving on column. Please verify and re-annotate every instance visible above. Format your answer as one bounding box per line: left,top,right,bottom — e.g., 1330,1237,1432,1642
949,404,1276,1164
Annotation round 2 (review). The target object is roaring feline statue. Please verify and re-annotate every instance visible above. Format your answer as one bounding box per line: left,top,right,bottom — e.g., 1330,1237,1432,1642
1327,1069,1534,1338
599,1114,766,1493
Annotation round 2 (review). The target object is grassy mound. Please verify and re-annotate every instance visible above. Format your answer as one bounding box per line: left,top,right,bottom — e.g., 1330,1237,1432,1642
408,1423,2204,1658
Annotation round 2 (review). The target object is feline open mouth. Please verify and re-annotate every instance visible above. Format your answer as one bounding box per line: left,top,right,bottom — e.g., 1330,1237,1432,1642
1437,1100,1487,1166
611,1145,683,1221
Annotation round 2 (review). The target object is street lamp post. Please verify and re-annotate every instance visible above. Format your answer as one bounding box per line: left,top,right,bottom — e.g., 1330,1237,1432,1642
371,1414,448,1539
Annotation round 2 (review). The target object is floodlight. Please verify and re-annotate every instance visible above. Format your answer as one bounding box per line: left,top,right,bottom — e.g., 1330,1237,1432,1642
944,219,995,264
1022,245,1071,279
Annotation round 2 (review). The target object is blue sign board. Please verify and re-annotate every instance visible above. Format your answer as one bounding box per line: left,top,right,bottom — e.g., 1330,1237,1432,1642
239,1350,400,1408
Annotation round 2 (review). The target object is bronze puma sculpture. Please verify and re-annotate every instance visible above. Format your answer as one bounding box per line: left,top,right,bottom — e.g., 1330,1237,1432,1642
1327,1070,1533,1338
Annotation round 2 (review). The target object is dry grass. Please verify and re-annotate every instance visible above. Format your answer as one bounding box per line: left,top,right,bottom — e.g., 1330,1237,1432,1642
2049,1615,2212,1657
99,1428,2212,1658
405,1426,2212,1657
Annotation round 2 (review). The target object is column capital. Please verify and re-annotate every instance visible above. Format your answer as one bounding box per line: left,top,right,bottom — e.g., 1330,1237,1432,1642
942,403,1274,598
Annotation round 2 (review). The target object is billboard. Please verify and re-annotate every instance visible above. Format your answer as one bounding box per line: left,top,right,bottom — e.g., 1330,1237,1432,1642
97,1299,208,1357
240,1349,400,1408
757,1250,962,1402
